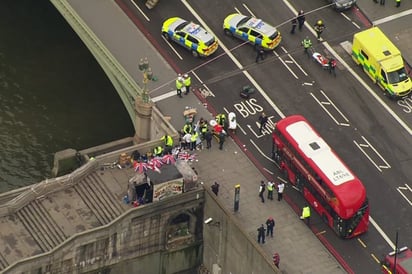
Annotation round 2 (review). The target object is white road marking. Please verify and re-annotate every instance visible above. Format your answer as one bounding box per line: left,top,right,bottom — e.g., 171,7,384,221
192,71,216,97
273,50,299,79
161,36,183,60
242,3,256,17
152,90,177,102
323,41,412,136
310,91,350,126
340,12,361,29
373,9,412,25
369,216,395,250
250,139,276,163
396,184,412,206
360,136,391,169
263,168,274,175
280,47,308,76
130,0,150,22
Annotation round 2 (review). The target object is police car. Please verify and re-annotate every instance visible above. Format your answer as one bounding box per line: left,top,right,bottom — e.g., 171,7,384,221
162,17,218,58
223,14,281,50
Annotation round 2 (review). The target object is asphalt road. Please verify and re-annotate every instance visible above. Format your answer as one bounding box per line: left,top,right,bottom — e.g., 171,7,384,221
121,0,412,272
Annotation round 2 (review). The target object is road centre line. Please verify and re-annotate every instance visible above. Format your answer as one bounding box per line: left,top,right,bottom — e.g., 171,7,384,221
181,0,285,118
319,89,350,125
353,140,383,172
130,0,150,22
310,92,350,126
280,47,308,76
273,51,299,79
360,136,391,168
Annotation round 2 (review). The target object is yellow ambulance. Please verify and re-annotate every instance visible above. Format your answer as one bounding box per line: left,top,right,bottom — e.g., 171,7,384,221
352,27,412,98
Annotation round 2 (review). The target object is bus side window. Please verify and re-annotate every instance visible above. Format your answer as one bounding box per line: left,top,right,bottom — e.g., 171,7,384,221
360,49,368,60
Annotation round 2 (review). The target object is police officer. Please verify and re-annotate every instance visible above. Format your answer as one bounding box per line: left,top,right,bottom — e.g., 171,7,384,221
257,224,266,244
183,73,191,95
267,181,274,200
200,119,208,139
216,113,226,127
300,205,311,224
190,131,199,151
153,145,164,156
183,123,193,135
290,18,297,34
161,135,173,153
205,129,212,149
314,20,325,41
255,46,265,63
176,74,184,98
302,37,312,56
297,10,305,31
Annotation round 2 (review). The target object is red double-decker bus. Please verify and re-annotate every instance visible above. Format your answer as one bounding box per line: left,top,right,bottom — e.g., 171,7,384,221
272,115,369,238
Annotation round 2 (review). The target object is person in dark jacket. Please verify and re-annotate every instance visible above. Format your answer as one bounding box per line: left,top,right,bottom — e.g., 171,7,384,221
266,217,275,237
297,10,305,31
211,182,220,196
257,224,266,243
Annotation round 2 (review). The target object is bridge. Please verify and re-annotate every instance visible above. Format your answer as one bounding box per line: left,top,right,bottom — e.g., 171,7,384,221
50,0,177,143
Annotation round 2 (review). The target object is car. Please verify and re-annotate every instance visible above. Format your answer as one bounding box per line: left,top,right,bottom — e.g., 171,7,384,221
328,0,356,11
161,17,218,58
223,13,281,50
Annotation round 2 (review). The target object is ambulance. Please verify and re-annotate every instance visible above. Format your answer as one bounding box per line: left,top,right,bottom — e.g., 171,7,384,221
352,27,412,98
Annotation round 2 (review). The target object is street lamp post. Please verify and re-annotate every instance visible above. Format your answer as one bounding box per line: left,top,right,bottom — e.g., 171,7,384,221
138,57,153,103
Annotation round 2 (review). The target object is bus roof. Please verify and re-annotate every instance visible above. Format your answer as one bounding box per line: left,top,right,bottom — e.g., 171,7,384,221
275,115,367,217
286,121,354,186
353,27,401,62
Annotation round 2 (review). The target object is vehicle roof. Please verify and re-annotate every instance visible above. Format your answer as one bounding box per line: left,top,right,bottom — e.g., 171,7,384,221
354,27,401,61
165,17,214,42
242,17,277,35
181,21,213,41
275,115,367,218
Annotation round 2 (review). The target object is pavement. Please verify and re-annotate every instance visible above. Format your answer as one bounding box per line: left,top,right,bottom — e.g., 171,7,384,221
70,0,412,273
